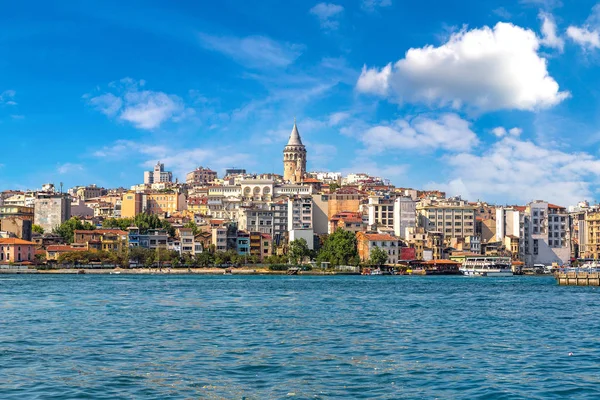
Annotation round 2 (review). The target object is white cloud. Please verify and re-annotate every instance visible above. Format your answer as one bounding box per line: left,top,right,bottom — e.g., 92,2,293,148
86,79,189,130
198,33,302,68
0,90,17,106
57,163,84,174
356,22,569,111
120,91,185,129
362,0,392,11
566,26,600,50
310,3,344,30
89,93,122,116
328,111,350,126
492,126,522,137
509,127,523,136
430,136,600,206
539,12,564,51
360,113,478,153
492,127,508,137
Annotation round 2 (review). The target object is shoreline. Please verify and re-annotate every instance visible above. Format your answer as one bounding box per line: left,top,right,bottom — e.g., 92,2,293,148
1,267,359,275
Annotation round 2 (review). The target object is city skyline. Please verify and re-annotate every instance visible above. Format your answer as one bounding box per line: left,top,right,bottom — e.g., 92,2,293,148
3,1,600,206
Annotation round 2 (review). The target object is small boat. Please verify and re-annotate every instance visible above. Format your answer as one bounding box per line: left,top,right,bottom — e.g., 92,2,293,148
287,267,300,275
77,269,86,274
110,271,121,275
224,268,233,275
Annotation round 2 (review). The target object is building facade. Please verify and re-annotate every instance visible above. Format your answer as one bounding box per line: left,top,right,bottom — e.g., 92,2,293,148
144,162,173,185
34,193,71,233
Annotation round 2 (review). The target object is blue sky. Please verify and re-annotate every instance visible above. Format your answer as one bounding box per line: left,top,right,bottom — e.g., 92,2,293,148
3,0,600,206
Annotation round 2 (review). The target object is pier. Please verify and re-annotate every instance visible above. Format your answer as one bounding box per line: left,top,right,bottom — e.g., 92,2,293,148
555,269,600,286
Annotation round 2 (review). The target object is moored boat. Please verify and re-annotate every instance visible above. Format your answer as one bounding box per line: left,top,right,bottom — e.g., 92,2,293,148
460,256,513,277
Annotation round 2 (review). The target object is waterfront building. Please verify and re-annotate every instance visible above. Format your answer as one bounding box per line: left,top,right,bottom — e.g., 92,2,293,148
45,244,87,262
522,201,570,266
0,238,36,263
405,226,426,260
144,162,173,185
34,193,71,233
356,232,402,265
283,121,307,184
416,198,476,241
211,226,228,252
73,229,129,252
128,228,168,249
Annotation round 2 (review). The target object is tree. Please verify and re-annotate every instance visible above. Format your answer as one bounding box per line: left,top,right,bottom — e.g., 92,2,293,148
329,183,341,192
183,221,200,235
32,224,44,234
369,246,389,267
53,217,96,243
103,218,133,231
316,228,358,266
288,238,310,264
195,252,214,267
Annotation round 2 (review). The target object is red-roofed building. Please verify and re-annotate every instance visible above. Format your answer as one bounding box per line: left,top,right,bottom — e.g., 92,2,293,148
46,245,88,262
356,232,403,264
329,212,367,234
0,238,36,264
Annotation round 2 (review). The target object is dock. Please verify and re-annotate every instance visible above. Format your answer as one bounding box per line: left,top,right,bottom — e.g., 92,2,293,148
555,270,600,286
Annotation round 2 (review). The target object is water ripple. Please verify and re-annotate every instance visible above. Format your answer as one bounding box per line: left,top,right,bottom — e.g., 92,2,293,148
0,275,598,399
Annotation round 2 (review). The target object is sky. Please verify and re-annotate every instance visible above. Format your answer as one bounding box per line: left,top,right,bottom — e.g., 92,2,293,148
3,0,600,206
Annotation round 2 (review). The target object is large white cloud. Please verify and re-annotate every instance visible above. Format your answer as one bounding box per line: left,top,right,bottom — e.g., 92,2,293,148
429,136,600,206
86,78,190,130
356,22,569,111
360,113,478,153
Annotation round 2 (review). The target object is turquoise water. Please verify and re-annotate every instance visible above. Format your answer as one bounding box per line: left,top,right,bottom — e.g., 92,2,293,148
1,275,599,399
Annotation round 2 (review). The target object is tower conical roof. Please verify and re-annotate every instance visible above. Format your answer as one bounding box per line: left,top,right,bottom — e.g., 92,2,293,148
286,120,304,146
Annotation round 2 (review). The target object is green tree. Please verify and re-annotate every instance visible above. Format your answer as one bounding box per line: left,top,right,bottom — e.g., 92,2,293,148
53,217,96,243
103,218,133,231
183,221,200,235
329,183,341,192
32,224,44,234
369,246,389,267
195,252,214,267
316,228,358,266
288,238,310,264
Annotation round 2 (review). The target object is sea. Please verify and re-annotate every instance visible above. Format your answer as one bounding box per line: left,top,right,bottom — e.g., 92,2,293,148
1,275,599,399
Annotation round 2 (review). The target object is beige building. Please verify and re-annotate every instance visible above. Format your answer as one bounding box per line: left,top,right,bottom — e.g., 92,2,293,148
121,192,144,218
585,211,600,259
327,188,364,220
283,121,307,184
417,200,476,241
186,167,217,186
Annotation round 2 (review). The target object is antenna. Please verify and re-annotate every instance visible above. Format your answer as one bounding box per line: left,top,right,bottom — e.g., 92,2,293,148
60,182,63,193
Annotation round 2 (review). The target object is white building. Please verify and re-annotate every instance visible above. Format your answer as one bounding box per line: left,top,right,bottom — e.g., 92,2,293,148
144,162,173,185
393,196,416,239
288,196,314,250
522,201,570,266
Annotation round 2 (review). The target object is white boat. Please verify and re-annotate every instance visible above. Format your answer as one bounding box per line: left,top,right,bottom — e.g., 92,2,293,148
460,256,513,277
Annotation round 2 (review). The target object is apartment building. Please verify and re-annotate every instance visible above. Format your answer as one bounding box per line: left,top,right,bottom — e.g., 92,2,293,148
186,166,217,186
144,162,173,185
416,199,475,241
356,232,402,265
522,201,570,266
393,196,416,239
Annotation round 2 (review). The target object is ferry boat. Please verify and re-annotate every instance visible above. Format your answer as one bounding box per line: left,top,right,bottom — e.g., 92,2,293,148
459,256,513,277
